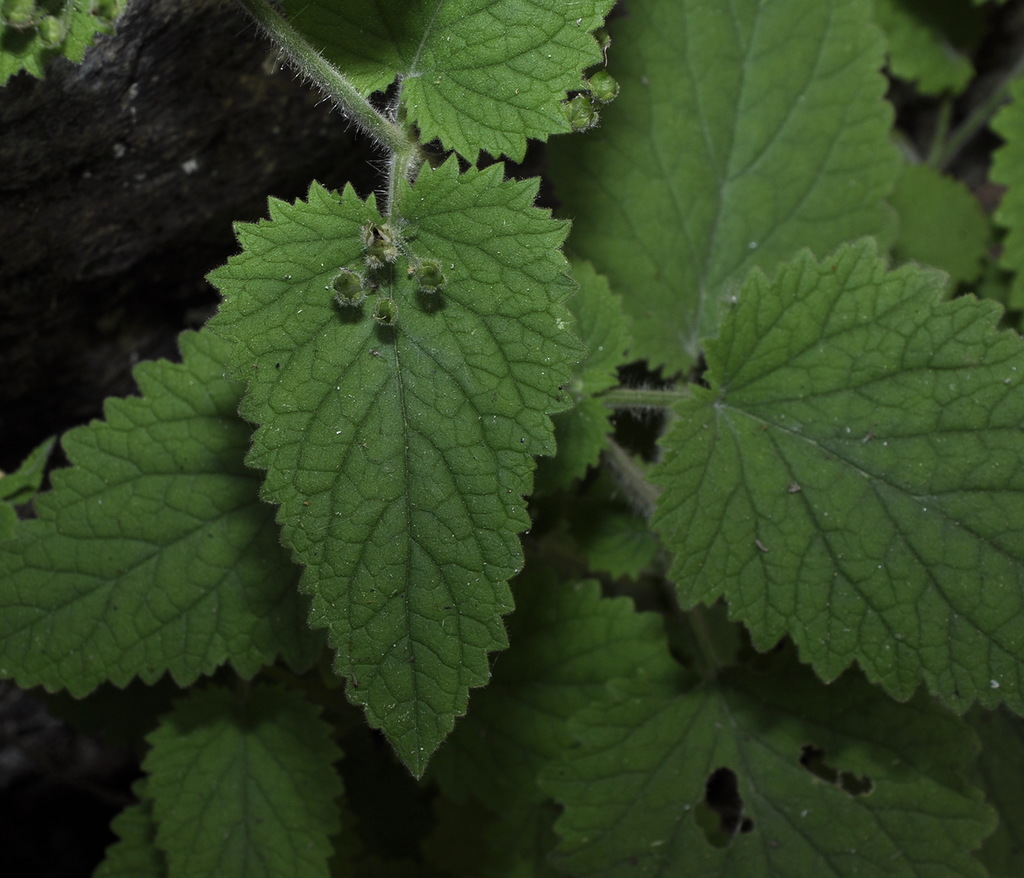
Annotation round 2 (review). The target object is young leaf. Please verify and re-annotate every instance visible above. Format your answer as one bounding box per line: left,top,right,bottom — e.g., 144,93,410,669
0,434,54,539
652,239,1024,713
542,654,993,877
423,796,562,878
430,573,675,811
549,0,900,373
0,329,322,696
537,260,632,490
572,507,659,581
0,0,126,86
872,0,983,96
94,790,165,878
282,0,615,162
992,76,1024,310
969,707,1024,877
143,682,343,878
0,434,55,503
207,160,582,775
889,162,989,285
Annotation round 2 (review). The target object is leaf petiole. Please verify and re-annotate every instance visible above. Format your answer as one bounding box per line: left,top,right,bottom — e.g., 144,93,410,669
235,0,419,169
602,438,659,521
599,386,690,408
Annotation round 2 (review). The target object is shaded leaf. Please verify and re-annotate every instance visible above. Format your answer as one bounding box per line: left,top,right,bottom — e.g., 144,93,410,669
0,435,55,540
94,789,165,878
537,261,631,490
0,435,55,504
572,507,659,580
992,75,1024,309
543,652,993,877
431,573,674,811
143,683,343,878
873,0,983,96
969,706,1024,877
550,0,899,373
890,162,989,285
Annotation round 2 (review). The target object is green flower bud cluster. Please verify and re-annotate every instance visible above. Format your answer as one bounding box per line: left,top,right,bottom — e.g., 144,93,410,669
329,223,450,329
2,0,41,28
412,258,446,295
361,222,399,269
373,296,398,326
1,0,75,47
331,268,367,307
560,26,618,133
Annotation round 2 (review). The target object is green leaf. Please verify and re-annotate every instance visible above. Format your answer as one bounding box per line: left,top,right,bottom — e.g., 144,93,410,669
0,434,55,540
208,161,582,775
283,0,615,162
95,790,166,878
890,162,990,284
872,0,983,96
992,75,1024,310
424,796,562,878
0,0,126,86
431,573,675,811
0,329,322,696
969,707,1024,877
0,434,55,504
652,239,1024,712
550,0,899,374
537,261,631,490
40,678,180,749
143,682,343,878
572,507,659,581
542,653,994,877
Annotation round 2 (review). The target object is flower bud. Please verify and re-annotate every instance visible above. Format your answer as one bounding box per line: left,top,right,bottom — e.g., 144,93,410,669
332,268,366,307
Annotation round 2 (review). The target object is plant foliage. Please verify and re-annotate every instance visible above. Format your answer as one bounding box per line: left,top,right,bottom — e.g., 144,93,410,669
0,0,126,85
3,0,1024,875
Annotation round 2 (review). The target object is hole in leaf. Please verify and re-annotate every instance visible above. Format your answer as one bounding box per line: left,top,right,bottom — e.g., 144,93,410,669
800,745,873,796
694,766,754,848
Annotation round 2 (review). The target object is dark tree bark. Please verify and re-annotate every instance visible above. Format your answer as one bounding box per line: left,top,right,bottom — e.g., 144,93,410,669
0,0,377,472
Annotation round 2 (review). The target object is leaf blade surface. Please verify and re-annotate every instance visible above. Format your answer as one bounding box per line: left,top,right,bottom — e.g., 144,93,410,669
143,683,343,878
432,573,674,811
652,240,1024,712
0,330,321,696
543,655,993,877
208,163,581,774
550,0,899,373
284,0,614,161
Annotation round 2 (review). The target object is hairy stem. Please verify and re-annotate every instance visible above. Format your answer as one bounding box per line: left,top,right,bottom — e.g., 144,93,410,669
384,127,424,218
682,604,726,680
236,0,415,161
931,51,1024,171
599,386,690,409
925,98,953,167
603,438,659,520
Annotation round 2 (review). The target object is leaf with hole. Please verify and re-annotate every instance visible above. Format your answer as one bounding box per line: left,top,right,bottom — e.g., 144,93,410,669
542,651,993,877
